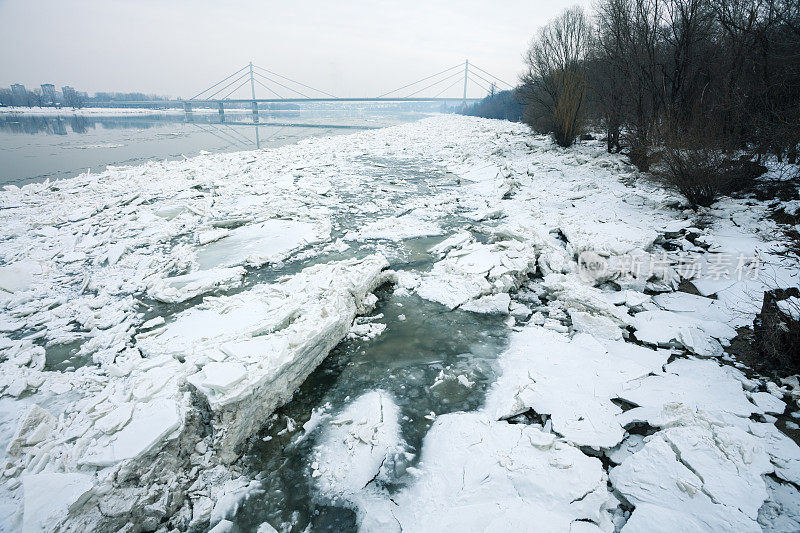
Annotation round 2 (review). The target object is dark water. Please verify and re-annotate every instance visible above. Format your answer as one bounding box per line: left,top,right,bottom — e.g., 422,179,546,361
0,110,427,187
232,283,509,532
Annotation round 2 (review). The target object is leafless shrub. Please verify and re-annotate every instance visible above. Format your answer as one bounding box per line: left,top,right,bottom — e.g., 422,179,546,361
519,7,591,147
754,287,800,373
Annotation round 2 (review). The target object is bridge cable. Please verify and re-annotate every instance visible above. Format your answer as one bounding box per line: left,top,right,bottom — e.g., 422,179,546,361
221,123,256,145
253,65,337,98
205,71,251,100
190,64,250,100
221,78,252,100
254,71,310,98
433,77,466,98
209,122,254,146
467,69,504,92
467,74,492,94
467,63,515,89
191,122,251,148
253,77,284,99
378,62,465,98
405,69,465,98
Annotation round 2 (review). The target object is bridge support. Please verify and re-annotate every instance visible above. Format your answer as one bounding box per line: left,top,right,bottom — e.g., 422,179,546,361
183,101,192,115
462,59,469,110
249,61,259,124
218,101,225,121
251,101,259,123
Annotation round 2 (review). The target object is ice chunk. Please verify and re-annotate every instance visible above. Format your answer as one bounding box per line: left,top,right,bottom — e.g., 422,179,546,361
80,398,181,466
428,231,474,257
94,402,134,434
460,293,511,314
569,309,623,340
416,240,536,309
197,228,229,246
610,435,761,532
750,391,786,415
148,267,246,303
660,424,772,518
6,405,56,455
139,254,393,462
618,358,758,424
355,412,608,532
196,219,324,269
344,213,442,241
312,391,401,497
22,472,94,533
758,476,800,531
0,261,42,293
486,327,668,448
631,309,735,356
208,519,234,533
192,361,248,395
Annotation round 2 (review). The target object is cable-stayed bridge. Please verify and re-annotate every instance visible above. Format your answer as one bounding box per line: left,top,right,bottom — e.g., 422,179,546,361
99,60,515,121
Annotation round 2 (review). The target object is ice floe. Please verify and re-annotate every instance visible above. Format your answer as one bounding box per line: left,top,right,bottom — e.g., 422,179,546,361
2,114,799,531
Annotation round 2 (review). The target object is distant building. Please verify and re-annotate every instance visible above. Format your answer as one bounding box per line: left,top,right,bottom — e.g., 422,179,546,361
41,84,57,105
10,84,27,106
62,85,83,108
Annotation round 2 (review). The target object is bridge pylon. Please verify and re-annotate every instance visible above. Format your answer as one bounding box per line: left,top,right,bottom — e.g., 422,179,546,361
463,59,469,110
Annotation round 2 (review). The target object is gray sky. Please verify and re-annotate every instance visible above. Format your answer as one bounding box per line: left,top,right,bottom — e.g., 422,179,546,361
0,0,592,99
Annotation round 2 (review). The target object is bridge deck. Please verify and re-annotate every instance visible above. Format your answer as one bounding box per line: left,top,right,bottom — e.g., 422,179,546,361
90,97,482,107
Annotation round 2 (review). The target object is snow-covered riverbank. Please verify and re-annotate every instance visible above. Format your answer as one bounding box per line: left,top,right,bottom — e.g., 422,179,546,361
1,115,799,532
0,107,212,117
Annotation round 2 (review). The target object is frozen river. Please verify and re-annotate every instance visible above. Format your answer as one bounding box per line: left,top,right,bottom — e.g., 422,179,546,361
0,115,799,532
0,109,428,187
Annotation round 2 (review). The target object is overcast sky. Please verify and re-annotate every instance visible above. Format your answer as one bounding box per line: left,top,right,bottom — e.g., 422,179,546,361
0,0,592,99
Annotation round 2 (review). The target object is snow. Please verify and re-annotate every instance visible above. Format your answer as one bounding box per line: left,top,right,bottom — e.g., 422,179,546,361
22,472,94,532
311,390,402,498
1,114,799,531
778,297,800,321
146,254,393,461
147,266,246,303
195,219,325,269
415,240,536,310
356,412,610,532
0,106,216,117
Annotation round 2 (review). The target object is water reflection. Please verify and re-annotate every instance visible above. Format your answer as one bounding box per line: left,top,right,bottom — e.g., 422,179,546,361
0,110,426,187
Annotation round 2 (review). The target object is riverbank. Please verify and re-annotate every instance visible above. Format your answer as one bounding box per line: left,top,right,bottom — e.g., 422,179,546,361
0,106,208,117
0,115,798,531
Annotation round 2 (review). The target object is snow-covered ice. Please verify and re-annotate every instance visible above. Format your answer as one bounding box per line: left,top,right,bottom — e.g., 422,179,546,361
1,114,799,531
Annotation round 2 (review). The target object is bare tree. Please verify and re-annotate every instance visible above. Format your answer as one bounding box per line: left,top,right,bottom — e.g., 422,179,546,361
519,6,591,147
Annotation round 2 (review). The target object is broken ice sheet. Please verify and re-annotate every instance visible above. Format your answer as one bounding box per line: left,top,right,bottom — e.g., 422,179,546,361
195,218,327,269
140,254,393,462
354,412,610,532
147,266,246,303
311,390,403,498
485,327,668,449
